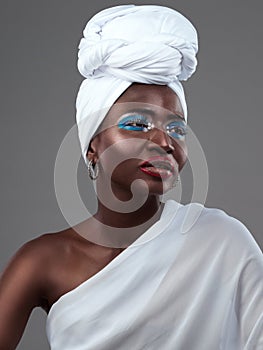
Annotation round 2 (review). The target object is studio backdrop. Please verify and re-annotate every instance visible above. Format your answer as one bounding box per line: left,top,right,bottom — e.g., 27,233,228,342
0,1,262,349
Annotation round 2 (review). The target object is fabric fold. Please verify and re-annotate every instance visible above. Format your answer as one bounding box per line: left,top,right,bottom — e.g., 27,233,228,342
46,200,263,349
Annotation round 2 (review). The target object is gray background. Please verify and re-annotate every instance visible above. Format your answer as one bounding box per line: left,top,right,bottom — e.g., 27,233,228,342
0,0,262,349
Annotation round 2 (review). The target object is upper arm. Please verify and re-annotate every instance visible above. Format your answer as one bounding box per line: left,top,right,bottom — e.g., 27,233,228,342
225,215,263,347
202,209,263,347
0,239,48,350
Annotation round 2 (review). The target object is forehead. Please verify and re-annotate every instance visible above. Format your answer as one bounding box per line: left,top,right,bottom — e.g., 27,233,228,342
117,83,183,112
100,83,184,127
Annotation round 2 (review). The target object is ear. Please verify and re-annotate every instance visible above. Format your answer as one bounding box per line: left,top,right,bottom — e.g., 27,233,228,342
86,137,99,163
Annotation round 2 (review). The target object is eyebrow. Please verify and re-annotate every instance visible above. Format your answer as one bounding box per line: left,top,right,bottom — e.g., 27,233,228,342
124,108,186,122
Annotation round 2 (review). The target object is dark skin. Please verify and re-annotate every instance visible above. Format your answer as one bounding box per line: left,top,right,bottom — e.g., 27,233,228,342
0,84,187,349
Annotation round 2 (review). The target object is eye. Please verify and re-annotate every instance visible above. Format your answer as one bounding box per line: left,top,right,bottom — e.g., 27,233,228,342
166,121,187,140
118,114,151,131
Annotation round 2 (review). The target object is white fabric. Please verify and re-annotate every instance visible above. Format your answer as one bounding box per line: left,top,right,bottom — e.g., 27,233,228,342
46,200,263,349
75,5,198,165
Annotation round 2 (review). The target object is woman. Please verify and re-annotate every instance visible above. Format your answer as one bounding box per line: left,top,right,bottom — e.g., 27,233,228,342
0,5,262,350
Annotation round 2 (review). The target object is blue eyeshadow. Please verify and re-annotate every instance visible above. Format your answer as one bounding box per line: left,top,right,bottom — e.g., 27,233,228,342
118,115,149,131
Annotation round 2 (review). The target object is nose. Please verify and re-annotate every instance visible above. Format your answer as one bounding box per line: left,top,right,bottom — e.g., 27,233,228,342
147,127,175,153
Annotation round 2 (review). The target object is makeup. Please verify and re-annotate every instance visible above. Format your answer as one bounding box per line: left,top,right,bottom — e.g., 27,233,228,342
166,121,187,140
117,114,152,132
117,113,187,140
139,156,175,179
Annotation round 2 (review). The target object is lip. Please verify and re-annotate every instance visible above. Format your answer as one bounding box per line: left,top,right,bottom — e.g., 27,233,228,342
139,156,175,179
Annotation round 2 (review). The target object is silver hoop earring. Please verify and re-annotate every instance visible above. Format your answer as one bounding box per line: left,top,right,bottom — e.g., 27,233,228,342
88,159,99,180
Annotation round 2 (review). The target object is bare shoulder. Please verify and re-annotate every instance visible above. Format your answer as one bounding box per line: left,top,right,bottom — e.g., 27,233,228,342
1,225,122,316
3,228,76,273
1,228,83,300
0,228,82,349
21,228,99,311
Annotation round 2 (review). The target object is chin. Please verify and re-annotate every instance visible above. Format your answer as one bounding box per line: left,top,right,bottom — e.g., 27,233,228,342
131,178,174,196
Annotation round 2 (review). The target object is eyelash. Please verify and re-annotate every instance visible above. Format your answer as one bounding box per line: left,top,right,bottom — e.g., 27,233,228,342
166,122,187,139
118,114,187,139
118,115,149,131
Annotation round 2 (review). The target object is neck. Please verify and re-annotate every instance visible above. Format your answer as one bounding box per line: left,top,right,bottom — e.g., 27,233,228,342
92,173,165,228
77,178,166,248
88,195,164,248
94,195,164,228
73,196,165,249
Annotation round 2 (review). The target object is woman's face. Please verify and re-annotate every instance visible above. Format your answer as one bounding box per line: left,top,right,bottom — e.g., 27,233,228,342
88,83,188,196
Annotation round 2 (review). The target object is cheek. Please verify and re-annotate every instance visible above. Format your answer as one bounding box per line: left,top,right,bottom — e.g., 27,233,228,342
172,141,188,171
98,127,144,150
97,132,145,175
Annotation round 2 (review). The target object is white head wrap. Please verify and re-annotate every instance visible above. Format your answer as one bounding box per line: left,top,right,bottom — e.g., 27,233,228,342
76,5,198,165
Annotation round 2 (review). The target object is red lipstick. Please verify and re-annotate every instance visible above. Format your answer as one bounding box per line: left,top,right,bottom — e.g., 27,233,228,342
139,156,175,179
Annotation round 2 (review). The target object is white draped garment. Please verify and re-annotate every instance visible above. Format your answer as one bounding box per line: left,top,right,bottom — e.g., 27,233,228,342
46,200,263,349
